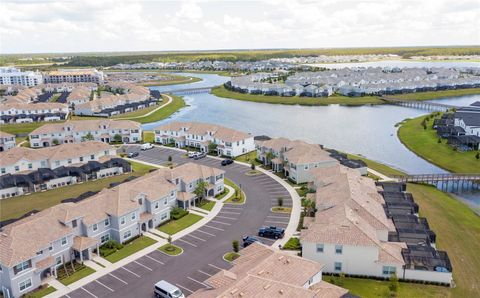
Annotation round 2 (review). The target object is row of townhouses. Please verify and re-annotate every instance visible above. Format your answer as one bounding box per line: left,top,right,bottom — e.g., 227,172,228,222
0,162,225,298
0,132,16,152
0,102,70,124
0,141,129,199
300,164,452,285
0,67,105,87
191,242,349,298
154,121,255,157
28,119,142,148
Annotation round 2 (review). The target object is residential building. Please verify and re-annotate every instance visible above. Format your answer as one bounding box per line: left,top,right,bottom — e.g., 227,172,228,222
0,102,69,124
43,69,104,84
300,165,452,285
154,122,255,157
190,242,349,298
255,137,338,184
28,119,142,148
0,163,224,298
0,67,43,87
0,141,129,198
0,132,16,152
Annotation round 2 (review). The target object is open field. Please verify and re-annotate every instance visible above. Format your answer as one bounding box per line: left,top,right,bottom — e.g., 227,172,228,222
385,88,480,101
212,85,384,106
398,114,479,173
0,161,156,222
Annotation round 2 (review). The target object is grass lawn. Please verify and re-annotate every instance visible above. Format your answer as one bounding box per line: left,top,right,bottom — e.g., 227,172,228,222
111,105,158,118
0,161,156,221
223,252,240,262
158,244,183,256
24,286,56,298
215,187,230,200
234,151,261,165
224,178,245,204
198,200,216,211
345,152,406,176
271,206,291,213
282,237,301,250
398,114,479,173
143,131,155,143
141,75,202,86
407,183,480,297
212,85,384,106
58,264,95,286
384,88,480,101
0,121,63,135
158,213,203,235
104,236,157,263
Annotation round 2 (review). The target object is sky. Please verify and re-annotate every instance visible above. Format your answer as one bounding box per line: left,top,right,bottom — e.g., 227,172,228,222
1,0,479,54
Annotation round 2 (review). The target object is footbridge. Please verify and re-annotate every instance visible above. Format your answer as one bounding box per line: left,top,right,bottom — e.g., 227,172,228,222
381,97,459,111
393,173,480,190
163,87,213,95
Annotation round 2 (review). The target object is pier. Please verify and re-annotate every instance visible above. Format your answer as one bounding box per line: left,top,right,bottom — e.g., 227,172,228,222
381,97,459,111
393,173,480,190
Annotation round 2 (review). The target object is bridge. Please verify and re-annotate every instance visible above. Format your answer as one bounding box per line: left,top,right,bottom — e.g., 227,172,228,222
381,97,459,112
392,173,480,190
163,87,213,95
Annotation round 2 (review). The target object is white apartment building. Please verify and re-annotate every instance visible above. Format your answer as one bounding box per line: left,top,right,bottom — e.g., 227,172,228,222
0,132,16,152
0,102,70,124
0,67,43,87
154,121,255,157
43,69,105,84
28,119,142,148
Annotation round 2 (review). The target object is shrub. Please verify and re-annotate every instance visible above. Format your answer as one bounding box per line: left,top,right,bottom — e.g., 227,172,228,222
476,152,479,160
251,163,255,170
232,240,239,253
168,155,172,162
282,238,301,250
171,207,188,220
277,197,284,207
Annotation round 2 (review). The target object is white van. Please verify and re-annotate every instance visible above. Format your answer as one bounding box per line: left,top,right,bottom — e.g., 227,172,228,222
141,143,154,150
154,280,185,298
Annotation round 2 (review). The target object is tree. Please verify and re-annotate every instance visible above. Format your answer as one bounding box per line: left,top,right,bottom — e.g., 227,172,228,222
207,142,218,154
167,235,172,245
113,134,122,143
168,155,173,162
194,180,208,204
265,152,275,165
277,197,284,207
388,272,399,296
232,240,239,253
82,132,94,142
302,198,316,217
52,139,60,146
476,152,479,160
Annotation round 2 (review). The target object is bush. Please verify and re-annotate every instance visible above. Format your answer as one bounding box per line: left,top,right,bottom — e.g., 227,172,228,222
171,207,189,220
476,152,479,160
232,240,239,253
99,240,123,257
282,237,301,250
251,163,255,170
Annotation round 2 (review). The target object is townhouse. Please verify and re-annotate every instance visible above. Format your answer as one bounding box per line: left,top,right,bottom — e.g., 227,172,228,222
300,165,452,285
255,137,338,184
43,69,104,84
28,119,142,148
0,67,43,87
190,242,349,298
0,103,69,124
65,86,92,107
0,163,224,298
0,141,128,198
154,121,255,157
0,132,16,152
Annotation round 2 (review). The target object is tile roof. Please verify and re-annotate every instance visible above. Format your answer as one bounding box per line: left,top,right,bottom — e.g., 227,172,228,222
29,119,140,135
154,121,252,142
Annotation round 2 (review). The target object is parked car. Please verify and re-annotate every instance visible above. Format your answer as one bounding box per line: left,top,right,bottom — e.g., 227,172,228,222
188,151,197,158
193,152,207,160
141,143,154,150
127,152,139,158
258,226,285,239
221,159,234,166
243,236,261,247
154,280,184,298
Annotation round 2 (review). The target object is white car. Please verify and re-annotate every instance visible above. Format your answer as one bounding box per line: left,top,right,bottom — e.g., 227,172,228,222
188,151,197,158
141,143,154,150
154,280,184,298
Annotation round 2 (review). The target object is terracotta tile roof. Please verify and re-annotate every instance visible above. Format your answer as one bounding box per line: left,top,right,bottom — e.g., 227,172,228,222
29,119,140,135
154,121,252,142
0,131,14,138
35,256,55,270
171,162,225,183
72,236,98,251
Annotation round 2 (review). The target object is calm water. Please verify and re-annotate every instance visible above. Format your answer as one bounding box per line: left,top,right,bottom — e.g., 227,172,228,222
147,71,479,206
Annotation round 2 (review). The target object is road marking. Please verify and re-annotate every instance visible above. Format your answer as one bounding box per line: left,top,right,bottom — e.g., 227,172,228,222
95,280,114,292
187,276,209,287
208,263,225,271
186,234,206,242
145,254,165,265
121,266,141,277
265,220,289,225
198,270,212,277
219,211,241,215
196,229,215,236
215,215,237,220
134,260,153,271
108,273,128,285
267,215,290,219
177,238,197,247
221,206,243,210
211,220,231,225
81,287,98,298
65,295,71,298
204,224,225,231
175,284,194,294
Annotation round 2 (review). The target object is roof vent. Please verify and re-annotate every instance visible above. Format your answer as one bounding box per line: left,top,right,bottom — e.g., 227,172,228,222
278,256,284,260
263,284,271,290
230,288,238,294
257,270,265,275
279,289,284,295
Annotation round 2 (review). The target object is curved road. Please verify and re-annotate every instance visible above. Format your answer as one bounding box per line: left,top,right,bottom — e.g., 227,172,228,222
63,146,294,298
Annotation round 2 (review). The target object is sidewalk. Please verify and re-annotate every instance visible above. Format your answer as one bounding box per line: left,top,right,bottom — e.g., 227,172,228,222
114,94,173,120
368,167,395,182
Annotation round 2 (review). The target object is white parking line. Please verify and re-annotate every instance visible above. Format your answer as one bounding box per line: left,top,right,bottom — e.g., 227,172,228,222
215,215,237,220
65,295,71,298
186,234,206,242
265,220,290,224
145,254,165,265
81,287,98,298
211,220,231,225
177,238,197,247
221,206,243,210
187,276,209,287
219,211,241,215
204,224,225,231
108,273,128,285
267,215,290,219
95,280,114,292
175,284,194,294
134,260,153,271
121,266,140,277
208,263,225,271
195,229,216,237
198,270,212,277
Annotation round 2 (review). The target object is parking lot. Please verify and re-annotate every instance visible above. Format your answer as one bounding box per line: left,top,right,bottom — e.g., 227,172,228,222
62,146,293,298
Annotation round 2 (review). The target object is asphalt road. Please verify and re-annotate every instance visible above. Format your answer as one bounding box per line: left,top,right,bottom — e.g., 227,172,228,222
63,146,293,298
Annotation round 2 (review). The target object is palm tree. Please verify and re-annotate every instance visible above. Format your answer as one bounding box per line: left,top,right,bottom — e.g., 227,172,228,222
194,180,208,205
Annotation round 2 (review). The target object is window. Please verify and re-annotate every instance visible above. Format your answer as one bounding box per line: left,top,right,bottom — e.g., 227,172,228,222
104,218,110,226
90,155,95,160
161,212,168,220
55,161,60,166
383,266,396,275
316,244,324,253
120,216,126,225
164,198,168,205
36,250,42,255
14,166,19,172
335,245,343,254
28,163,33,169
138,198,143,205
72,219,77,228
14,261,31,274
55,256,63,266
334,262,342,271
79,157,84,162
61,237,67,246
155,202,159,209
123,230,132,239
93,223,98,231
49,244,53,251
18,278,32,292
67,159,72,164
1,168,5,174
131,212,136,220
101,234,110,244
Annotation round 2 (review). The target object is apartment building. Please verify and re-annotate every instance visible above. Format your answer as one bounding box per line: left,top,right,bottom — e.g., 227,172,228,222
66,86,92,106
0,141,128,198
0,103,69,124
0,67,43,87
154,121,255,157
0,163,224,298
28,119,142,148
0,132,16,152
300,165,452,285
43,69,104,84
190,242,349,298
256,137,338,184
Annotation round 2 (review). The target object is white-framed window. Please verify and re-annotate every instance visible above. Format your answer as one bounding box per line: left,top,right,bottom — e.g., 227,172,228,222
334,262,342,271
104,218,110,226
101,234,110,244
382,266,396,275
49,244,53,252
61,237,67,246
18,278,32,292
155,202,159,209
316,244,324,253
123,230,132,239
120,216,126,225
1,168,5,174
14,261,31,274
161,212,168,220
93,223,98,231
335,245,343,254
131,212,136,220
55,255,63,267
164,198,167,205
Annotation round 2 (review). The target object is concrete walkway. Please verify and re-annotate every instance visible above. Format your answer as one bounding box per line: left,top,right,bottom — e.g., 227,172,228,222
368,167,395,182
114,94,173,120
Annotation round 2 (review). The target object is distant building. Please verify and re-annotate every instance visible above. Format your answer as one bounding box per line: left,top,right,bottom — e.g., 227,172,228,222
0,102,69,124
43,68,105,84
0,67,43,87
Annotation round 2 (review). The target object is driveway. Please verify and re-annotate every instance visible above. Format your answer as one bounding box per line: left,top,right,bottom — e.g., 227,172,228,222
63,146,293,298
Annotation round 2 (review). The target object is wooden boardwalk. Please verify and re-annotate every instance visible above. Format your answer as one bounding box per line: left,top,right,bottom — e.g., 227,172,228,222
393,173,480,190
381,97,458,111
164,87,212,95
